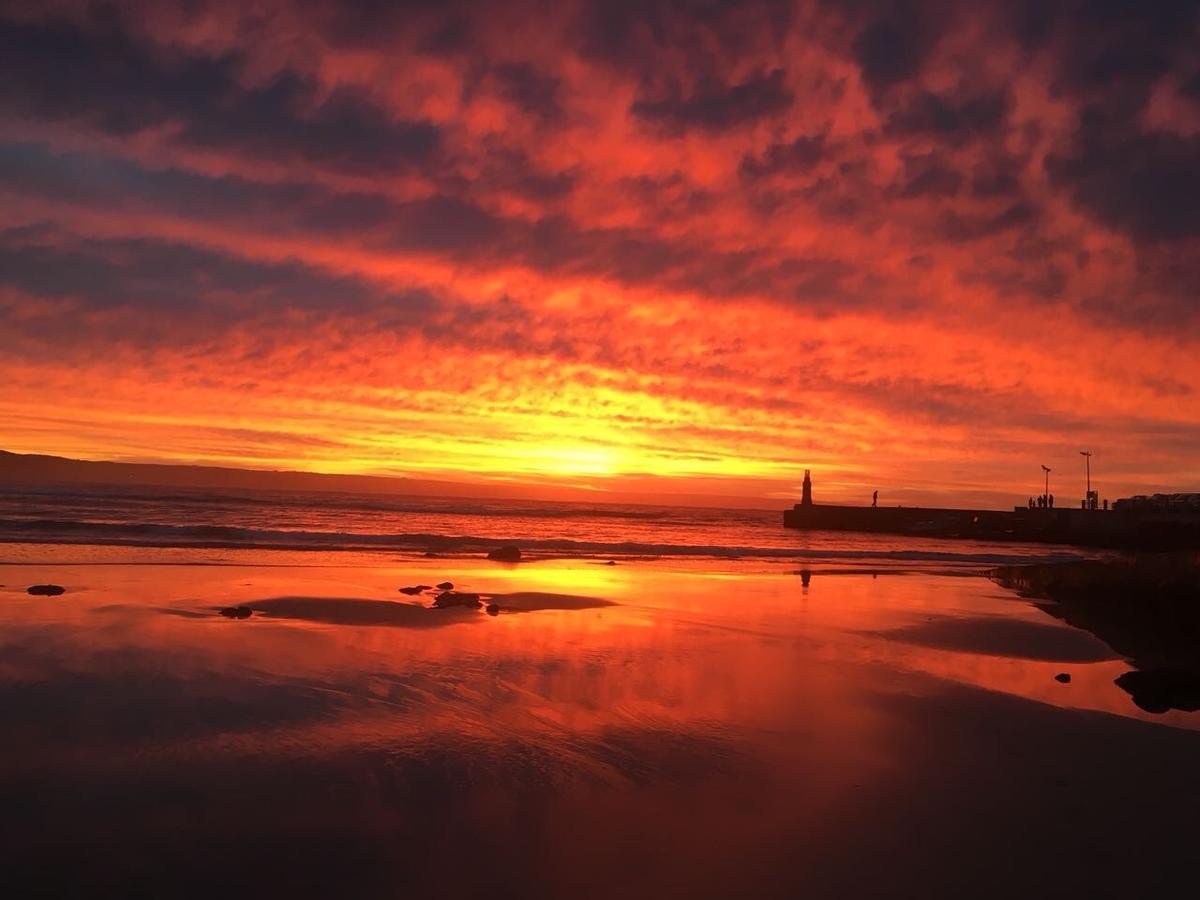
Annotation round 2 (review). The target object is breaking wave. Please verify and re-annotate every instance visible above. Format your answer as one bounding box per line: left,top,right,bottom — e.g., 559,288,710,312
0,516,1085,566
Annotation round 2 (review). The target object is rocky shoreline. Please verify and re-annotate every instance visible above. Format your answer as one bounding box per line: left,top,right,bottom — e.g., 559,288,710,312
992,553,1200,712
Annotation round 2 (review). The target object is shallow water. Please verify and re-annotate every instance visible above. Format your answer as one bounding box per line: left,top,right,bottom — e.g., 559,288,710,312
2,549,1197,898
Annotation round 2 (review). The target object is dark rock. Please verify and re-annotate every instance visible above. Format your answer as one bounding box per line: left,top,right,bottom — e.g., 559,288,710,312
398,585,431,595
27,584,66,596
422,551,440,558
219,606,253,619
436,581,454,590
432,591,481,609
1115,668,1200,714
487,545,522,562
1054,672,1071,683
486,603,500,616
605,560,617,566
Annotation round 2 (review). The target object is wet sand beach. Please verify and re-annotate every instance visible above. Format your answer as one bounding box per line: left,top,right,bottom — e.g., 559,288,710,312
2,551,1198,898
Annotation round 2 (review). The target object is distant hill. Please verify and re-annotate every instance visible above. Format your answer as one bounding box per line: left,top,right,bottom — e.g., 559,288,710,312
0,450,785,509
0,449,527,499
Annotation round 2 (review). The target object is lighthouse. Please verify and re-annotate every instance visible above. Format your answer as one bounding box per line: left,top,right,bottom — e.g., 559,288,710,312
801,469,813,506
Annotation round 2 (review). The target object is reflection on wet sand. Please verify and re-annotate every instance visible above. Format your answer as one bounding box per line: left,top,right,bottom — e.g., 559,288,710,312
2,557,1199,897
871,616,1117,662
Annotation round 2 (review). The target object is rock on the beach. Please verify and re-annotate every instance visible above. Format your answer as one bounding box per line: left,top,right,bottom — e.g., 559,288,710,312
1054,672,1071,683
398,585,431,595
487,545,522,562
1115,668,1200,714
605,560,617,566
219,606,253,619
436,581,454,590
27,584,66,596
432,591,482,609
486,603,500,616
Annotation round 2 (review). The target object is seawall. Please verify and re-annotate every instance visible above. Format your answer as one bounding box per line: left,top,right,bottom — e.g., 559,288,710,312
783,503,1200,550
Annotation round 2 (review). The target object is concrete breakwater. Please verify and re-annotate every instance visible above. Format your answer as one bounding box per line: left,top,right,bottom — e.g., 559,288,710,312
783,502,1200,550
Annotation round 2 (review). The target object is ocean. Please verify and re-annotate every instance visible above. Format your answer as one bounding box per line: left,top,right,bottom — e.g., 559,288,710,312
0,481,1093,567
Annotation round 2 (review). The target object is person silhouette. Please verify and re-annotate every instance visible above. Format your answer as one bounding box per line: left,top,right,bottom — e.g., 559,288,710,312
872,490,878,508
1049,493,1054,508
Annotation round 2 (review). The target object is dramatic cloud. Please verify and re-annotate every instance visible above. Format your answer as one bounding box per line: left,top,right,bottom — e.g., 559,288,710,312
0,0,1197,503
1047,106,1200,241
0,15,441,174
632,69,793,132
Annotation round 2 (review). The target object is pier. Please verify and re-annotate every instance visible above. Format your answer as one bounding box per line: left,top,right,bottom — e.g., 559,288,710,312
783,471,1200,550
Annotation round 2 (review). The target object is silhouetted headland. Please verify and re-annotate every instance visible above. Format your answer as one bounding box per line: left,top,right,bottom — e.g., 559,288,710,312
784,471,1200,550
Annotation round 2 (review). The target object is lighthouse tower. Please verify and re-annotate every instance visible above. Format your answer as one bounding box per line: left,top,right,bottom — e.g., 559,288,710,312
801,469,813,506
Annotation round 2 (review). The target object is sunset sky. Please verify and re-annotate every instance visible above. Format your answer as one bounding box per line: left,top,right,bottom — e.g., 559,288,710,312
1,0,1198,507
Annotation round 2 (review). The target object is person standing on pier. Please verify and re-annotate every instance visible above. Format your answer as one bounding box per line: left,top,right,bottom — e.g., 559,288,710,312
872,490,878,508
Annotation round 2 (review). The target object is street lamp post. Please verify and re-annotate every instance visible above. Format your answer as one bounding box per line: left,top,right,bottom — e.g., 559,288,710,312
1080,450,1092,509
1041,465,1051,507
